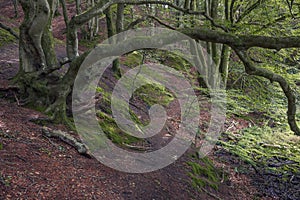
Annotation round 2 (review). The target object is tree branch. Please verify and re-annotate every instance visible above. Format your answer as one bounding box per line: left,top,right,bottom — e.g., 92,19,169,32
234,48,300,135
72,0,205,27
125,15,176,30
182,28,300,50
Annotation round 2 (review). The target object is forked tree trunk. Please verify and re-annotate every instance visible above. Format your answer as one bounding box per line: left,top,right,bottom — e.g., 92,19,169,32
16,0,75,125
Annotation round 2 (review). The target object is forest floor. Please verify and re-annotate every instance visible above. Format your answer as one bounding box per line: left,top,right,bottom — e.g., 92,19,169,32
0,1,297,199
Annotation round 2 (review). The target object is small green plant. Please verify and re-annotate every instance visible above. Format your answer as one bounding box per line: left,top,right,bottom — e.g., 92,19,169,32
39,147,52,156
0,173,12,186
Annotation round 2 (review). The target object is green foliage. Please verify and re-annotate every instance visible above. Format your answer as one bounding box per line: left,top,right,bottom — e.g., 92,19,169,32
187,157,221,191
0,173,12,186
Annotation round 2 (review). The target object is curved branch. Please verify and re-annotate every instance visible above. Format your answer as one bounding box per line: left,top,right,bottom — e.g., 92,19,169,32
234,48,300,135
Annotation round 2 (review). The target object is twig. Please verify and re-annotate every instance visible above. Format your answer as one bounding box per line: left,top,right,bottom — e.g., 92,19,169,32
122,143,151,151
13,92,20,106
126,15,176,30
15,154,27,162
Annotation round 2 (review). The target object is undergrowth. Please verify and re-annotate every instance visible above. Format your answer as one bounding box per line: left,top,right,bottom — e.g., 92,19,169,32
220,125,300,175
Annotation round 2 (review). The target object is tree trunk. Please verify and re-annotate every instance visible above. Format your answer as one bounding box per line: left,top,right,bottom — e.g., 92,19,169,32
219,45,230,87
19,0,51,73
105,6,121,76
112,3,125,76
42,0,58,69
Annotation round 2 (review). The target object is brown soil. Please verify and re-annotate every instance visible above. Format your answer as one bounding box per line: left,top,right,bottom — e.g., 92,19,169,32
0,1,279,199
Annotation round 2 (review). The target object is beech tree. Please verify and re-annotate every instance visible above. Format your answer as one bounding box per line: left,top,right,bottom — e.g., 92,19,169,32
2,0,299,135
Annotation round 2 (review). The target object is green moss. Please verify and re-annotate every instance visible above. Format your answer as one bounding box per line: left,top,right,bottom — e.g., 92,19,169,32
187,157,221,191
96,111,140,145
26,103,47,113
220,125,300,179
161,52,191,71
0,29,17,47
133,83,174,107
121,51,143,68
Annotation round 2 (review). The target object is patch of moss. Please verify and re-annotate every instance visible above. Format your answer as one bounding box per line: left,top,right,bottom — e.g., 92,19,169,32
0,28,17,47
121,51,143,68
96,111,140,145
133,83,174,107
26,103,47,113
161,52,191,72
220,125,300,179
187,157,221,191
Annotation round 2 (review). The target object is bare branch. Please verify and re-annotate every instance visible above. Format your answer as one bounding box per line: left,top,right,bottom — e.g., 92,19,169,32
125,15,176,30
72,0,205,27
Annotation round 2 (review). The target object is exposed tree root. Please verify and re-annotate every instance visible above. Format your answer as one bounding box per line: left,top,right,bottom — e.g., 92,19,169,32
42,126,90,157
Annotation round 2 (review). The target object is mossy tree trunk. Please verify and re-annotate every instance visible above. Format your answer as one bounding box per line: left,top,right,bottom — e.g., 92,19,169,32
16,0,86,126
104,4,122,76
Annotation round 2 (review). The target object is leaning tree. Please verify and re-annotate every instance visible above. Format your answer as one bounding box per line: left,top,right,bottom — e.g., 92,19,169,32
3,0,299,135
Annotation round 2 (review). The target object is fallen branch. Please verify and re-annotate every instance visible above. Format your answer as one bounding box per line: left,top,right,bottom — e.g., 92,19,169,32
42,126,90,156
